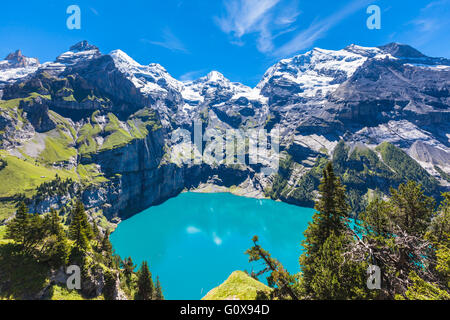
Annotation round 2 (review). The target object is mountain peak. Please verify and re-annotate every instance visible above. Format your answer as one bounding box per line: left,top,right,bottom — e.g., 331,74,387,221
204,71,227,82
3,49,39,67
5,50,23,61
52,41,101,68
69,40,99,53
378,43,426,58
109,49,140,68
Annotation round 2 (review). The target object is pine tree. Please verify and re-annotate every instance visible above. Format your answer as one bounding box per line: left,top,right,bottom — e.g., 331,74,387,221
68,200,92,250
155,276,164,300
390,181,435,236
48,230,70,268
92,219,100,240
357,182,447,299
246,235,299,300
6,202,48,254
6,202,30,247
136,261,154,300
427,192,450,244
360,197,392,238
101,229,113,254
45,208,64,236
299,162,367,299
122,256,135,280
103,270,118,300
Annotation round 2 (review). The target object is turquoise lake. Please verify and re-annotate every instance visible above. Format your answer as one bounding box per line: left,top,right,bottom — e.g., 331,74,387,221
110,192,315,300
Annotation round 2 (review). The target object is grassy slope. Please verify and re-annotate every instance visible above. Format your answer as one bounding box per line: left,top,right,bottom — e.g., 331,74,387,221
49,285,104,300
39,133,77,164
0,152,79,216
376,142,439,194
202,271,272,300
0,152,77,198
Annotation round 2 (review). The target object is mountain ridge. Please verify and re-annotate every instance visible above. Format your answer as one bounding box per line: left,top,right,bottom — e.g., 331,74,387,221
2,41,449,88
0,40,449,222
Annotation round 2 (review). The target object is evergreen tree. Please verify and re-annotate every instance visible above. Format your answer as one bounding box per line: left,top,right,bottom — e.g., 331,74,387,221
103,271,118,300
122,256,135,280
155,276,164,300
6,202,30,247
47,231,70,268
68,200,92,250
357,182,447,299
92,219,100,240
101,229,113,254
390,181,435,236
427,193,450,291
136,261,154,300
360,197,392,238
246,235,299,300
427,192,450,244
45,208,64,236
398,271,450,300
299,162,368,299
6,203,49,255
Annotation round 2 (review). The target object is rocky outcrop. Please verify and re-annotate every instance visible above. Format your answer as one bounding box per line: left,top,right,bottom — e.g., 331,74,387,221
20,96,56,132
2,50,39,69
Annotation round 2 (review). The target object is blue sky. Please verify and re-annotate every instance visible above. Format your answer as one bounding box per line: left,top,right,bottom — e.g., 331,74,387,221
1,0,449,86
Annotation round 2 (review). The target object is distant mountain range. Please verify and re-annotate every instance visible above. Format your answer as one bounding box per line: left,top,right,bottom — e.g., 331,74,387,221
0,40,449,222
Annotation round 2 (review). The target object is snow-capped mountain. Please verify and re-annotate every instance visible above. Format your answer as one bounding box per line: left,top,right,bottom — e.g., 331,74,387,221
40,40,101,75
0,41,449,218
257,46,379,103
183,71,262,105
0,50,40,96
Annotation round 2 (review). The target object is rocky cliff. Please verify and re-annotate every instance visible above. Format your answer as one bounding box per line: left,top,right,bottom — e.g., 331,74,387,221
0,41,449,221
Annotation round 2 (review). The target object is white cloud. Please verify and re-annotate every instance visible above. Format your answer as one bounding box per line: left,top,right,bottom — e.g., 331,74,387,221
411,19,440,33
424,0,449,10
216,0,375,57
402,0,450,49
275,2,301,25
141,28,189,53
216,0,280,37
273,0,373,58
90,7,99,16
179,70,207,81
215,0,300,54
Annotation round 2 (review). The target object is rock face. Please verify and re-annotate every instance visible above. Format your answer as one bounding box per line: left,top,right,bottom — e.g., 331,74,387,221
0,50,40,96
0,40,449,219
20,97,56,132
4,50,40,68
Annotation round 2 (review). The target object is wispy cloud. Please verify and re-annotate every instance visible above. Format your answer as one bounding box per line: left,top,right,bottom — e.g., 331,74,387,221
141,28,189,53
179,69,207,81
216,0,279,37
403,0,450,49
215,0,300,54
411,19,440,33
424,0,449,10
273,0,372,57
90,7,99,16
